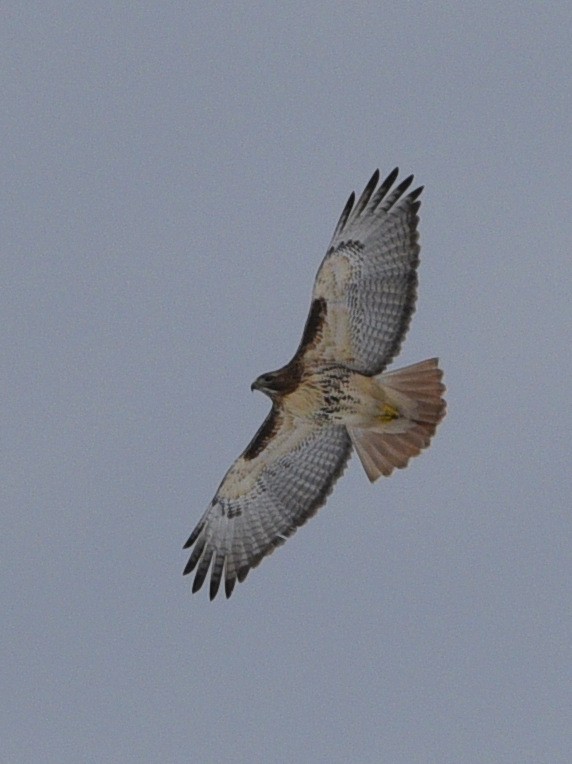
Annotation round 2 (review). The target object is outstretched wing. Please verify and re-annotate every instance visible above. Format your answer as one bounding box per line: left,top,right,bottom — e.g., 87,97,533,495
294,168,423,375
184,411,351,599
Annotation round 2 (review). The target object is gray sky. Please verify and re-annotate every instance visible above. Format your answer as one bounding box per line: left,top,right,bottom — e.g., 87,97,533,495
3,3,571,762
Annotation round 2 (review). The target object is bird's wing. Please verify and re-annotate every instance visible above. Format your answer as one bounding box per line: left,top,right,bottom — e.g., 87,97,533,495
294,168,423,375
183,409,351,599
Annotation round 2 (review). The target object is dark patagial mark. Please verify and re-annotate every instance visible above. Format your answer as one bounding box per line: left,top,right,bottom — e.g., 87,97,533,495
242,408,282,461
295,296,327,358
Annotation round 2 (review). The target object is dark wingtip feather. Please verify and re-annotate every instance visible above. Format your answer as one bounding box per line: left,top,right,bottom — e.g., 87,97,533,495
346,190,355,210
192,547,214,593
382,167,400,190
395,174,414,195
208,553,225,600
370,167,399,209
333,191,355,237
183,533,206,575
209,572,222,600
183,522,203,549
353,169,380,217
369,168,381,185
191,549,211,592
375,172,417,212
408,185,423,202
225,576,236,598
183,558,195,576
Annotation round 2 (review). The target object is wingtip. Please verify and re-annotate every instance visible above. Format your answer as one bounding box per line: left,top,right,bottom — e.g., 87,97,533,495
409,185,424,201
183,521,203,549
385,167,400,186
209,577,221,600
225,577,236,598
183,546,200,576
396,174,414,194
369,168,380,187
332,190,356,237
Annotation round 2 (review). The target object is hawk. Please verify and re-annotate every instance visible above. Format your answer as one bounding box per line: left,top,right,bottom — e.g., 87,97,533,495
184,168,446,599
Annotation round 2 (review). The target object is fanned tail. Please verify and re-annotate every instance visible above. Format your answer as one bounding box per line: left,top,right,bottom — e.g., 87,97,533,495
348,358,446,482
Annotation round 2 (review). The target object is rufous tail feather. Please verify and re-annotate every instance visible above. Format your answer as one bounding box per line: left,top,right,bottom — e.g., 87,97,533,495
348,358,446,482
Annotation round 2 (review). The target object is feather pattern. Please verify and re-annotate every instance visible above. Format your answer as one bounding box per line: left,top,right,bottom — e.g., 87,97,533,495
184,168,443,599
184,420,351,599
298,168,423,374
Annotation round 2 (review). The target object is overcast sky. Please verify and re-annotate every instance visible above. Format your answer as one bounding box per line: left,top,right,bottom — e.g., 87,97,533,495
3,3,571,763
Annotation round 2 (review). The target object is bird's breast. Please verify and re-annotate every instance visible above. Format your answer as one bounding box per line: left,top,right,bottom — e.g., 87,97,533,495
282,368,363,423
282,380,325,419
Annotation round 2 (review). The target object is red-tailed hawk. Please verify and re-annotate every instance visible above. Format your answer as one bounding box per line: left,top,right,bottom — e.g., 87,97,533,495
184,168,446,599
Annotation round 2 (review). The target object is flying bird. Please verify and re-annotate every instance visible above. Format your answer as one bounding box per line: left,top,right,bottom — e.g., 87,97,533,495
184,167,446,599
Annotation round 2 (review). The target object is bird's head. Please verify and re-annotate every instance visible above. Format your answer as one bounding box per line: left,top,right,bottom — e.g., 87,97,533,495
251,370,281,398
251,367,295,399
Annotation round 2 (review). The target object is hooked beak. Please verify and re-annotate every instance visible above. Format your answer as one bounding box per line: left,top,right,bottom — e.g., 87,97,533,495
251,375,265,392
251,375,274,395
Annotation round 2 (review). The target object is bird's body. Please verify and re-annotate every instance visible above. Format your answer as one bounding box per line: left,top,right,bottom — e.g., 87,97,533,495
257,364,403,427
184,168,446,599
